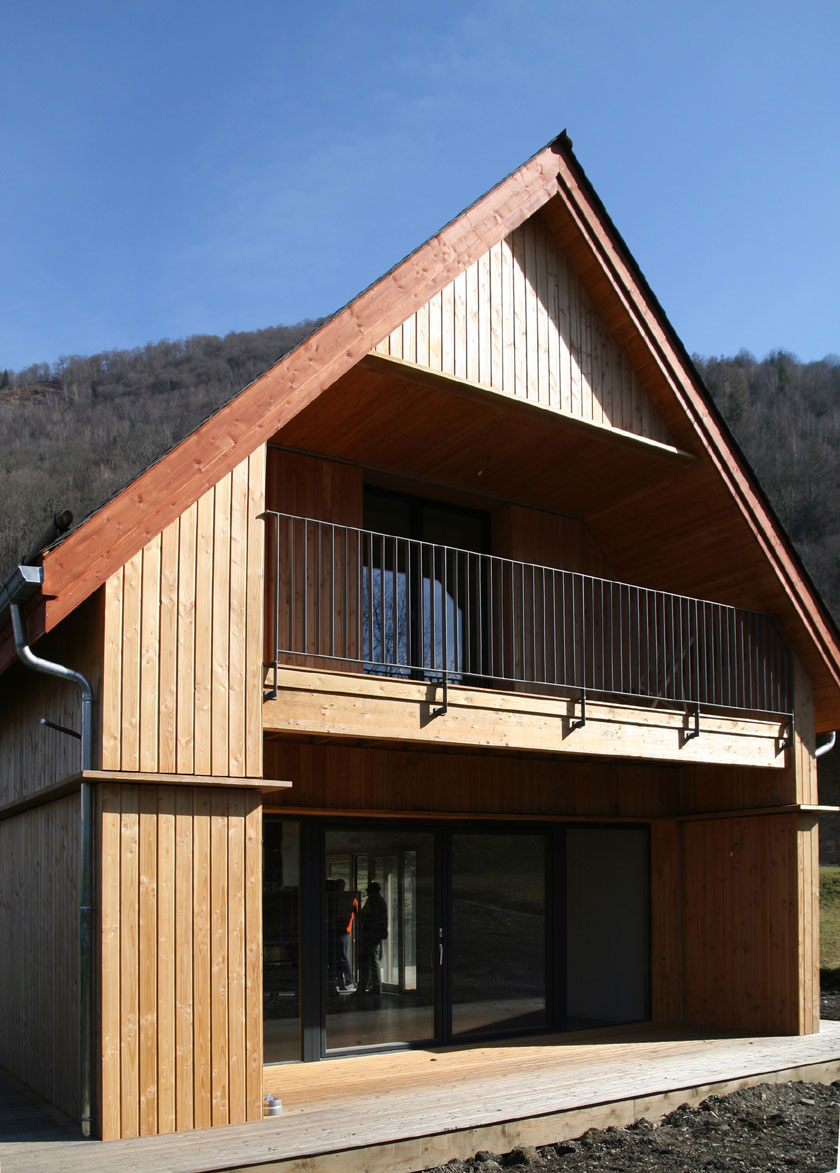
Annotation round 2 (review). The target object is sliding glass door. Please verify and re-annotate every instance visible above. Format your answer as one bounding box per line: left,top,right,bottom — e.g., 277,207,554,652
324,827,436,1051
263,817,649,1063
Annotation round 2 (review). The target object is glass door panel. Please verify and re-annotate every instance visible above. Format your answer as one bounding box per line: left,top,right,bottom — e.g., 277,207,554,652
324,828,435,1051
450,832,547,1038
565,827,650,1029
263,818,301,1063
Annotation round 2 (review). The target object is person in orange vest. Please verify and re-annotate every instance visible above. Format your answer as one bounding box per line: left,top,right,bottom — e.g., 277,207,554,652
335,878,359,990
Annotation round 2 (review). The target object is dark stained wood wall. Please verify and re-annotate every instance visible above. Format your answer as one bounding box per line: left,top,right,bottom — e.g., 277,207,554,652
681,812,803,1035
0,595,103,809
0,794,80,1119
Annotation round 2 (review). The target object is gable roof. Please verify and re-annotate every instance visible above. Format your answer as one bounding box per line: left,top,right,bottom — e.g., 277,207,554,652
4,132,840,730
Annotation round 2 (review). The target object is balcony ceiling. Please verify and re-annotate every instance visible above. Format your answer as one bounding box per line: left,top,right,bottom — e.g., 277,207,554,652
273,357,693,522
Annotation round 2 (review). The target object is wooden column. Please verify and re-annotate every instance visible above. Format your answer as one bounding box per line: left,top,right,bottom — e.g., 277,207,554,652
97,783,263,1140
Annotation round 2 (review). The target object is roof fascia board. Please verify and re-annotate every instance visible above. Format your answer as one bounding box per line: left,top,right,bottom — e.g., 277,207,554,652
31,144,564,643
551,150,840,698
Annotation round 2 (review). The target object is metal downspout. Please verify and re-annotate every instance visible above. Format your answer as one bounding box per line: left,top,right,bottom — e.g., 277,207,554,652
10,602,94,1139
816,731,837,759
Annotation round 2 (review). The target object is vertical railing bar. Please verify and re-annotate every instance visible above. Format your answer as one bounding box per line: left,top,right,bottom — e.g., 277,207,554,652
427,545,435,672
554,570,562,688
462,550,468,676
316,520,322,655
415,539,423,673
541,567,548,684
571,575,578,690
330,523,335,658
498,559,505,681
363,530,369,663
660,593,668,701
391,536,398,667
356,528,362,663
647,586,652,694
531,564,538,684
507,560,513,680
442,546,449,676
288,518,295,654
452,548,459,675
485,556,493,679
591,577,597,693
303,519,310,656
760,614,767,712
476,552,482,678
519,561,526,683
342,526,348,660
274,514,281,661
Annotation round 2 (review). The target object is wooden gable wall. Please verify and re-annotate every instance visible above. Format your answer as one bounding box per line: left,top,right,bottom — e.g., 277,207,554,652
101,447,266,779
374,213,671,444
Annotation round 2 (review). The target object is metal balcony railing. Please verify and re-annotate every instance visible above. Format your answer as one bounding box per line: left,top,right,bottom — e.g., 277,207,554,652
263,511,793,721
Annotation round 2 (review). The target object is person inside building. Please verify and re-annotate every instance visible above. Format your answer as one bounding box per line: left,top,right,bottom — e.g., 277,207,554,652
357,880,388,996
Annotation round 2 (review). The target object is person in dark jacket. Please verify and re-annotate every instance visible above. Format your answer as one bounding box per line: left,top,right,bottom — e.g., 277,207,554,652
358,881,388,995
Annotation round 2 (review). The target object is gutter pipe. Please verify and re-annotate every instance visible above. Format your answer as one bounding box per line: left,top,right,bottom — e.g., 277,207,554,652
816,731,837,759
9,594,94,1139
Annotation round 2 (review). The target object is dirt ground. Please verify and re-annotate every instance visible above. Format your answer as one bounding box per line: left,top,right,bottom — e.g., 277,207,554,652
419,992,840,1173
420,1081,840,1173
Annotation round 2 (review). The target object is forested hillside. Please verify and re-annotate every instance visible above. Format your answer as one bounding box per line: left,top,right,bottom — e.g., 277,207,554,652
0,320,320,572
2,334,839,623
696,351,840,620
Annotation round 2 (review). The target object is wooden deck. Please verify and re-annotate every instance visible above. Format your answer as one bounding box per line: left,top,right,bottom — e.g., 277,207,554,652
4,1021,840,1172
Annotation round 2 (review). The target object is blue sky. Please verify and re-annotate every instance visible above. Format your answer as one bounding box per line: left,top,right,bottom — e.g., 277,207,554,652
3,0,838,373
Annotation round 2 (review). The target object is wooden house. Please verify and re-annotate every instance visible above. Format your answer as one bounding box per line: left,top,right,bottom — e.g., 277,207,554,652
1,132,839,1145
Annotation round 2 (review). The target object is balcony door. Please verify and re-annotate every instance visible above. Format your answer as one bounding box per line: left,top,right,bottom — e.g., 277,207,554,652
362,488,488,681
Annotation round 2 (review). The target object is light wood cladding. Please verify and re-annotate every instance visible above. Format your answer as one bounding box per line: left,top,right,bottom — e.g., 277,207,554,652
98,783,263,1141
263,667,788,770
0,796,79,1119
0,595,103,810
101,448,265,779
374,215,671,446
798,813,820,1033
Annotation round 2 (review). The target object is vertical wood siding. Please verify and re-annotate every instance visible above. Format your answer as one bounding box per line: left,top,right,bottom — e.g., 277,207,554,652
682,813,800,1035
265,449,363,672
374,215,671,445
98,783,262,1140
491,503,613,579
797,813,820,1033
0,796,80,1118
101,448,266,779
0,596,103,808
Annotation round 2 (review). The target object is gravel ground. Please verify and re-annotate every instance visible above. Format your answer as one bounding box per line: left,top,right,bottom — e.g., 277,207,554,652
420,1081,840,1172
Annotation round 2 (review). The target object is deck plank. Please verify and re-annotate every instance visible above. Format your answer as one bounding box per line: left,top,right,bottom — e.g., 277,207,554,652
4,1022,840,1172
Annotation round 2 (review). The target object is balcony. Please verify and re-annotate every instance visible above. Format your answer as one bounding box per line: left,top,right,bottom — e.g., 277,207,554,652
262,512,793,767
